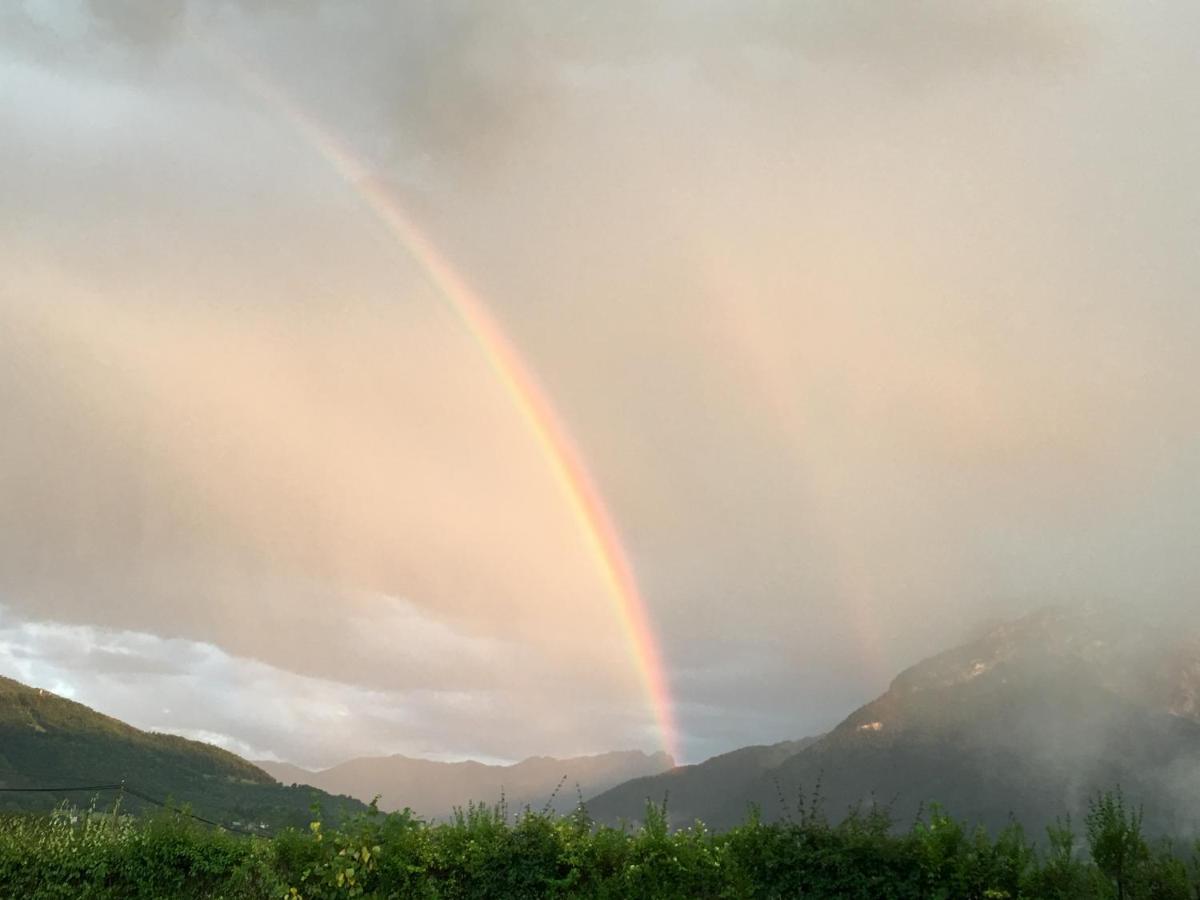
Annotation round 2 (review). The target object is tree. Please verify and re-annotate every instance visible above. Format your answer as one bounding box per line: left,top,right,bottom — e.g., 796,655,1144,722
1086,788,1148,900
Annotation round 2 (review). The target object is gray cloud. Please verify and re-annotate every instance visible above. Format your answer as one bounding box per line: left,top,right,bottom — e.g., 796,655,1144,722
1,1,1198,765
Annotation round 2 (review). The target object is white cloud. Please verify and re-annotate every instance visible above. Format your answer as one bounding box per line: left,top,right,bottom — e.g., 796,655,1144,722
0,602,664,767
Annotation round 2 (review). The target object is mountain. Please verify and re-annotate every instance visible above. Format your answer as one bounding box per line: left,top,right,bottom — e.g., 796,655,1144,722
582,738,819,826
0,676,366,830
256,760,316,786
257,749,676,820
587,607,1200,836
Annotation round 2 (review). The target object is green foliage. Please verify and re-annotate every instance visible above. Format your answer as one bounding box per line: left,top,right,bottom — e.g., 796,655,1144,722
1025,817,1090,899
0,802,281,899
1086,788,1149,900
2,789,1199,898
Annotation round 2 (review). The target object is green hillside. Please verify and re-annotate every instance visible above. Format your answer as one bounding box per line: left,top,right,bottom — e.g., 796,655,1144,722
0,676,365,830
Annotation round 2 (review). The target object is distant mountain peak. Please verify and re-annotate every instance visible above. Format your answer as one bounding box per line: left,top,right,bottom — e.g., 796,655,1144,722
255,747,676,820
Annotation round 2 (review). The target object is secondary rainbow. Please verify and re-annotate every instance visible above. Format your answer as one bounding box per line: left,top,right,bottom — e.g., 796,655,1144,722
204,40,680,763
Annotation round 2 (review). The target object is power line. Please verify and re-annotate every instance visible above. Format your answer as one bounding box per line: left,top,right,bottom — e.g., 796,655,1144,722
0,782,263,836
0,784,124,793
119,785,261,836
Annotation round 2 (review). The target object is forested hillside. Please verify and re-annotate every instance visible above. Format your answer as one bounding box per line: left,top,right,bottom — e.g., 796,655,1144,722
0,677,365,830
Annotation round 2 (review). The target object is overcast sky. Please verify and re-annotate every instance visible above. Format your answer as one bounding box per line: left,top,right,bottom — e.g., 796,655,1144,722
2,0,1198,767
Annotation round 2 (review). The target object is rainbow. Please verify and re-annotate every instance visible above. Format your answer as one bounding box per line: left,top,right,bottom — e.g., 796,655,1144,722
710,290,890,691
201,39,680,764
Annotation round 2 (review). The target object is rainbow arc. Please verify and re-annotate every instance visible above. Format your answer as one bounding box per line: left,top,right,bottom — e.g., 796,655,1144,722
204,40,680,763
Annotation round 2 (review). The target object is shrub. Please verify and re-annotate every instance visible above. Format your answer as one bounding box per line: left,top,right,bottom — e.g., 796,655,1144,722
3,789,1200,898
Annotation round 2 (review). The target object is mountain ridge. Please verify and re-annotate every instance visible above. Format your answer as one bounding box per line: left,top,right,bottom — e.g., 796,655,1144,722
587,607,1200,836
257,748,676,820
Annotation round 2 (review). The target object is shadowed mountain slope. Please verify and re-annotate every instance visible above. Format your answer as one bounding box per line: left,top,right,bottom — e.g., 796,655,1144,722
588,607,1200,836
583,738,819,826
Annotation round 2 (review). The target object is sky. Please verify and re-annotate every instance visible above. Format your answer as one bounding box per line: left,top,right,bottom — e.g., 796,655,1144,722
1,0,1199,768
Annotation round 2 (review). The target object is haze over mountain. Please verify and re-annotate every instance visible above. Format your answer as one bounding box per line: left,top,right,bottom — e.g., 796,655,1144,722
0,676,365,830
587,607,1200,837
257,750,674,820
